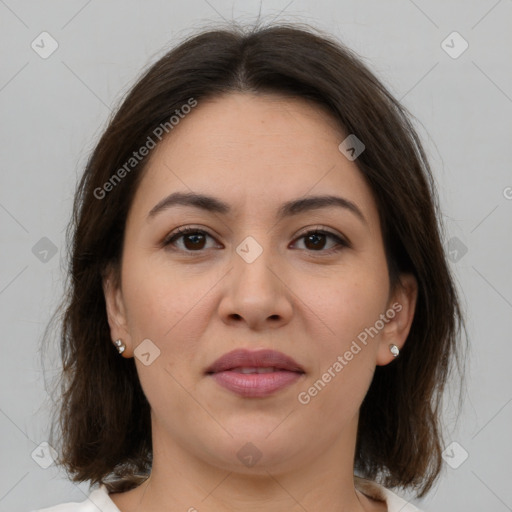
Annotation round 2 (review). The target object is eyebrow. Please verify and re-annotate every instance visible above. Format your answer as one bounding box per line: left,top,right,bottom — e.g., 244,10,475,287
147,191,367,225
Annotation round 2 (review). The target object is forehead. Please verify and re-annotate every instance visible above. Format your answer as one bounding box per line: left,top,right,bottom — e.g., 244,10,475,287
156,92,345,157
129,93,380,231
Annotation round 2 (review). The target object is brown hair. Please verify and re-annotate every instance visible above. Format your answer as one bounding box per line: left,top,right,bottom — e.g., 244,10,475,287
42,20,468,499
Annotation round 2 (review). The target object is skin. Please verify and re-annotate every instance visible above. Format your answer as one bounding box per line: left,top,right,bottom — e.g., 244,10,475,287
103,92,418,512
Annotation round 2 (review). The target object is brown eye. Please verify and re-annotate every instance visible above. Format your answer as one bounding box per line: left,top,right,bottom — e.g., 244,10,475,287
293,229,349,253
163,226,349,255
304,232,328,250
164,228,215,251
181,232,207,250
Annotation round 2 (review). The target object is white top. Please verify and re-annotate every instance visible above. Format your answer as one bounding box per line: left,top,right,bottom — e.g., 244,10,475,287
30,476,423,511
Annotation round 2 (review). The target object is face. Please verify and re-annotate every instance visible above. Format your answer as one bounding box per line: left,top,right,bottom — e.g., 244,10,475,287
104,92,417,475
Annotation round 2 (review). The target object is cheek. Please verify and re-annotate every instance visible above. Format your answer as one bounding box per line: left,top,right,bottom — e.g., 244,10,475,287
300,257,389,406
308,263,389,343
121,251,209,337
121,262,210,413
120,253,226,391
298,275,385,424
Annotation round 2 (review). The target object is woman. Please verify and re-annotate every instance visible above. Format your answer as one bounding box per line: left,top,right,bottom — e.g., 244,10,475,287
34,21,467,512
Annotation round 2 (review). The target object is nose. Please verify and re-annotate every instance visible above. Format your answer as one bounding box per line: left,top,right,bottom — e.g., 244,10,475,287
217,242,293,331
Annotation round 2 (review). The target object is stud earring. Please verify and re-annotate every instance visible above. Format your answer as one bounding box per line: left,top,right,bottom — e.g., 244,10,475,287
113,339,126,354
389,344,399,358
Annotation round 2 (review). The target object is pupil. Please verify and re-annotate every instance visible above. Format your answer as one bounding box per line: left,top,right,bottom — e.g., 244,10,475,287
185,233,204,249
307,233,324,250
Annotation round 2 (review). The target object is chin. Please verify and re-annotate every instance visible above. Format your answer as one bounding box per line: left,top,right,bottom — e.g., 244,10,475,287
198,426,307,473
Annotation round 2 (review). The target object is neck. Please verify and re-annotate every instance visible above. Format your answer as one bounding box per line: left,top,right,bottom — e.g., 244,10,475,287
114,415,375,512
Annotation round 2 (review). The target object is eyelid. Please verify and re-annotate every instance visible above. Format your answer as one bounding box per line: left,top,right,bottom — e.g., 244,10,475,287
162,225,218,247
293,225,351,247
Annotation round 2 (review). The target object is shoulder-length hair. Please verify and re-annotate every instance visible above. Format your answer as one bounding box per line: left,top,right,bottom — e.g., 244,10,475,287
43,20,468,498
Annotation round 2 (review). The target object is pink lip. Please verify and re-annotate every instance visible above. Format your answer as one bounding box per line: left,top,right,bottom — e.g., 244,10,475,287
206,349,305,398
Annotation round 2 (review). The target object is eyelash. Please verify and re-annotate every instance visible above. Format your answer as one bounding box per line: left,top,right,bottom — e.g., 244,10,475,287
162,226,350,255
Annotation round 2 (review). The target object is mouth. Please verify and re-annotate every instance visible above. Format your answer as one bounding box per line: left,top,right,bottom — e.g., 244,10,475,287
205,349,305,398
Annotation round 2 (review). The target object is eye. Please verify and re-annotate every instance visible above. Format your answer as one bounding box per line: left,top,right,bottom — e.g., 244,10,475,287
162,226,350,254
163,226,218,252
291,228,350,254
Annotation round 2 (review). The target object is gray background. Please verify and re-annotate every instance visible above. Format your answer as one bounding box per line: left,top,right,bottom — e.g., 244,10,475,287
1,1,511,511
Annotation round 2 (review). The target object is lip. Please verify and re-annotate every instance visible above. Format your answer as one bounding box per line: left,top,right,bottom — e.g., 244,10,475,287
206,349,305,398
206,348,304,374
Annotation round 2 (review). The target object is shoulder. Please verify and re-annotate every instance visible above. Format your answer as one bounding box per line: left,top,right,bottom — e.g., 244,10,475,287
30,485,120,512
354,476,424,512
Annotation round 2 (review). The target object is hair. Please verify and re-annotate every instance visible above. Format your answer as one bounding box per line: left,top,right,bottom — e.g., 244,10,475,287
42,19,468,499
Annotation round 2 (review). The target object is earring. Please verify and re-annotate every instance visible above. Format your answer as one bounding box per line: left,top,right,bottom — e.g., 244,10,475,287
113,339,126,354
389,344,399,358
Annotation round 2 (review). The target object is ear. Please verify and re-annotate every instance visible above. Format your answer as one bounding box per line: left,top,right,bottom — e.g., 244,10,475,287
376,273,418,366
102,265,133,357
